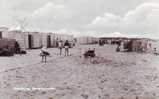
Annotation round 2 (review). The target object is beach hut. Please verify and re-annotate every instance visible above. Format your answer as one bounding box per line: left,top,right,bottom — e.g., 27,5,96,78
41,33,48,48
47,33,57,47
133,38,149,52
41,33,56,48
54,33,59,47
26,32,42,49
122,38,149,52
88,37,98,44
50,33,57,47
76,36,98,45
2,30,28,49
76,36,87,44
0,27,9,39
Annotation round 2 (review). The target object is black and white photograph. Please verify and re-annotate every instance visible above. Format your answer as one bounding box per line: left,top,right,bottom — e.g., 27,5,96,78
0,0,159,99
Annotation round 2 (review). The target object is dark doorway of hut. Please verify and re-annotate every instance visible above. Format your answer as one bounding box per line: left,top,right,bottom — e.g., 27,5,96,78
47,35,51,48
28,34,33,49
0,31,2,39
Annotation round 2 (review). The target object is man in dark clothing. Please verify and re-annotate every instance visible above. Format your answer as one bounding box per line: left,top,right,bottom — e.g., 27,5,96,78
64,40,70,56
15,42,20,54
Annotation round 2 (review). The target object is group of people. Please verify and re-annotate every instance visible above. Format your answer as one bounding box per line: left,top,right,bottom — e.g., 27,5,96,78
58,40,70,56
40,40,71,62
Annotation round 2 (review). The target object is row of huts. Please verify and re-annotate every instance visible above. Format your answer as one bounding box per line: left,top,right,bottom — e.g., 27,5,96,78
0,27,99,50
0,27,74,50
2,26,155,53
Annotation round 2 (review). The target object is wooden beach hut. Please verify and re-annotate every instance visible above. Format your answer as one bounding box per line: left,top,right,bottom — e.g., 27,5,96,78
119,38,149,52
132,38,149,52
0,27,9,39
76,36,87,44
50,33,57,47
41,33,57,48
47,33,57,47
26,32,42,49
3,30,28,49
76,36,98,45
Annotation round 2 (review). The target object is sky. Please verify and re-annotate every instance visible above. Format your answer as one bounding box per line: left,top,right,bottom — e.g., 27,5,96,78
0,0,159,38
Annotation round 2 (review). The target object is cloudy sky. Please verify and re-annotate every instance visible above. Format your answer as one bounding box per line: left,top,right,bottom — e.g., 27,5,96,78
0,0,159,38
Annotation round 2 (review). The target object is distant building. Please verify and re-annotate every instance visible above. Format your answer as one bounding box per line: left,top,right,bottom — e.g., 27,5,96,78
76,36,99,44
0,27,9,39
99,37,152,52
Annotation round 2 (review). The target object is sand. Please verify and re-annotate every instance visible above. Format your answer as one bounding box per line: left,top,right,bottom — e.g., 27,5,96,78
0,44,159,99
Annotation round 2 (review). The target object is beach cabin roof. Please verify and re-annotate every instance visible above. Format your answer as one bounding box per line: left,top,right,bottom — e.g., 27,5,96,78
0,27,9,31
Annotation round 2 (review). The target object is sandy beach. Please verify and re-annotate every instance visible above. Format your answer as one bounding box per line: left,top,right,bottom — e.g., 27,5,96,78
1,44,159,99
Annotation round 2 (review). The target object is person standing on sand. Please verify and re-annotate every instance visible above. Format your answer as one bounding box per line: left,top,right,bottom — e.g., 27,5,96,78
120,41,124,52
116,44,120,52
64,40,70,56
58,40,63,55
147,43,152,53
